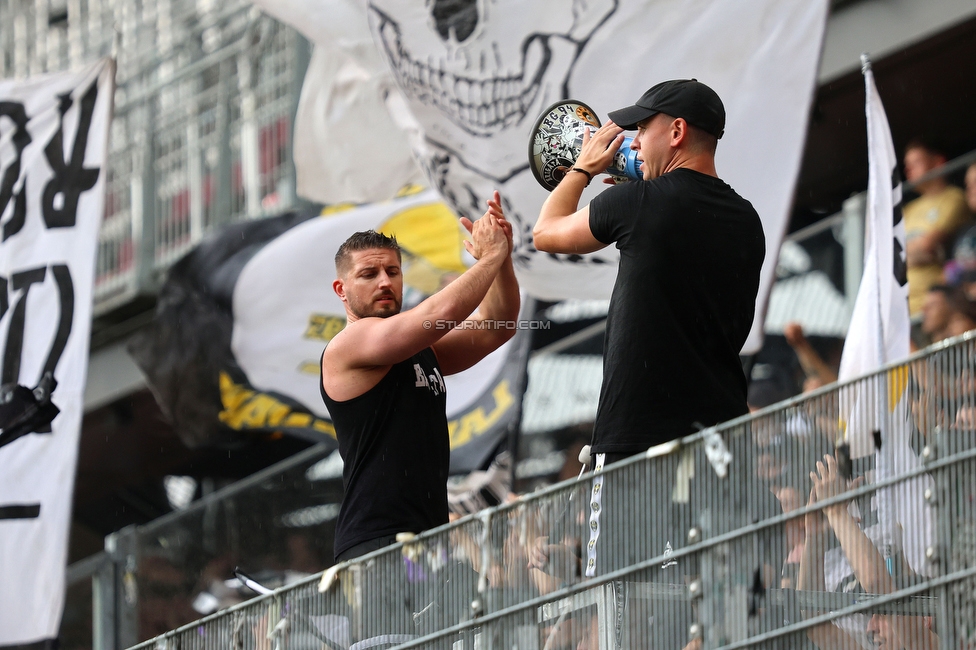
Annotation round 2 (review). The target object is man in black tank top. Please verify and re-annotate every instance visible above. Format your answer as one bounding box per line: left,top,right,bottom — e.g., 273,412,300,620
321,191,519,562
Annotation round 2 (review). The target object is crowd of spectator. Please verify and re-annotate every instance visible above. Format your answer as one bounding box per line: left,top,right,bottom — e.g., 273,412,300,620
903,140,976,347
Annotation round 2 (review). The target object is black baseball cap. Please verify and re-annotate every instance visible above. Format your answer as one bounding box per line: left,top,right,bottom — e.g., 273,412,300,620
607,79,725,139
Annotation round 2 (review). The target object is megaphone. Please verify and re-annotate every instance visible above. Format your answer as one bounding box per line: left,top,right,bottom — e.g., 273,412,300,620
528,99,643,191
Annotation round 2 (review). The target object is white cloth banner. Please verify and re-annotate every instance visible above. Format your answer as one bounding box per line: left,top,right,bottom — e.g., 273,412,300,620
838,58,929,575
0,59,114,645
252,0,828,354
251,0,425,204
837,59,911,457
838,59,910,391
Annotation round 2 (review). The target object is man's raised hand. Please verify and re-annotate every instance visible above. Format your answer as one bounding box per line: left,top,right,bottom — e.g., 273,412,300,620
461,190,512,259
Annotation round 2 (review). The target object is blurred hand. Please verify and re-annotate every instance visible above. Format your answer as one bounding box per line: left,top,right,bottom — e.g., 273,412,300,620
804,486,828,537
528,535,550,570
810,454,863,517
527,536,578,581
783,322,807,348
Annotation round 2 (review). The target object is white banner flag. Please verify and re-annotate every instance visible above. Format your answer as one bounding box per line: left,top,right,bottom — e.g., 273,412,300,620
838,58,911,384
837,57,931,577
252,0,829,354
0,59,114,645
838,57,911,444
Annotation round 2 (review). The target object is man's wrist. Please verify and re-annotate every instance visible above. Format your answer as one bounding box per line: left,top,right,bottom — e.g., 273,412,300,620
568,167,593,186
823,504,846,520
479,249,507,267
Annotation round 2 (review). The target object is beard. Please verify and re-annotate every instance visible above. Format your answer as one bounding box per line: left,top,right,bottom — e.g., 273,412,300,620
348,292,402,319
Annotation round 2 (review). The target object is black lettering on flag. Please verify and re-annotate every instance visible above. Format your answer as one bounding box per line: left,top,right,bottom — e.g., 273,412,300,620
893,236,908,287
41,83,100,229
42,265,73,376
1,267,47,385
0,101,31,241
891,167,907,286
0,504,41,520
0,276,7,322
0,266,73,387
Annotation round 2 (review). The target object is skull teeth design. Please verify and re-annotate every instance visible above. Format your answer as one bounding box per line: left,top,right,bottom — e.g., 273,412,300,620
372,7,550,137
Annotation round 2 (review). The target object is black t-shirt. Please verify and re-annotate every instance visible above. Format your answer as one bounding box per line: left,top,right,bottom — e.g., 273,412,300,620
588,168,765,453
321,347,450,559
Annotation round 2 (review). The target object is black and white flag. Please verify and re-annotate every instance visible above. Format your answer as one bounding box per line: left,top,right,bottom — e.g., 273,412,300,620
0,59,114,645
838,56,929,578
252,0,829,354
129,188,531,475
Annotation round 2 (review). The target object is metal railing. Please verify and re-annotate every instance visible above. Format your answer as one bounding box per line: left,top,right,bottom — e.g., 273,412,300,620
63,443,339,649
122,330,976,650
0,0,308,314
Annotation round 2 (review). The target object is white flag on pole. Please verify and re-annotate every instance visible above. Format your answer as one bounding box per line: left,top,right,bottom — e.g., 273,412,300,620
837,55,931,576
838,56,910,389
0,59,114,645
837,56,910,460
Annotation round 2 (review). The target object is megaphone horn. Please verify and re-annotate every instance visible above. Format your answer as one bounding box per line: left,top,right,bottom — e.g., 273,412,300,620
528,99,643,191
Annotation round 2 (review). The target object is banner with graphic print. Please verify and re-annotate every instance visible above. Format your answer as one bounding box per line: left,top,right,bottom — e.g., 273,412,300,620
129,188,531,474
252,0,829,354
0,59,114,646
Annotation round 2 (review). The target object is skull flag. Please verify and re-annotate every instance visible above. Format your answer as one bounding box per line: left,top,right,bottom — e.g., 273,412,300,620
252,0,829,354
128,188,531,474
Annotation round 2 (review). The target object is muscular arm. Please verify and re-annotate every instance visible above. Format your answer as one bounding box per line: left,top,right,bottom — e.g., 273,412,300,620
324,213,509,391
532,122,623,254
432,254,520,375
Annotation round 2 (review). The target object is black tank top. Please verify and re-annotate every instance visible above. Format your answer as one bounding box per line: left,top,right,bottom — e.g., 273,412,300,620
321,347,450,559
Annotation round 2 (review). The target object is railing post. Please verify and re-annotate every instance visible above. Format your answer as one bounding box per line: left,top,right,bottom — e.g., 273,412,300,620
185,33,205,246
928,427,955,650
92,552,118,650
842,192,866,309
105,525,140,650
215,58,234,227
281,30,311,209
131,96,157,295
32,0,49,74
698,513,717,650
238,44,260,218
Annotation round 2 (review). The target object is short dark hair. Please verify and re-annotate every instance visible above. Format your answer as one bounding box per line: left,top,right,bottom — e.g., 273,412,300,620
904,136,948,159
335,230,401,275
929,284,975,315
687,123,718,155
656,113,717,154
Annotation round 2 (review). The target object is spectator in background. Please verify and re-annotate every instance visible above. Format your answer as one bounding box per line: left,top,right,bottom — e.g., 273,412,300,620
920,284,976,343
800,455,940,650
968,161,976,214
902,139,972,315
945,163,976,302
783,322,839,393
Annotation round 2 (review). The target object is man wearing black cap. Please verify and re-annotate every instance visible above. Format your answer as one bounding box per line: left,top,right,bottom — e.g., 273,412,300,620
532,80,765,580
